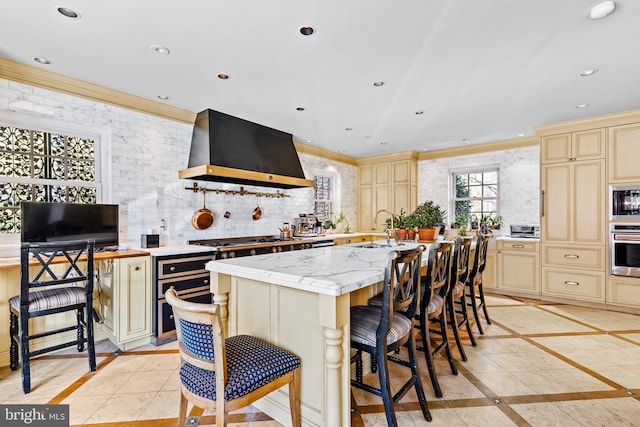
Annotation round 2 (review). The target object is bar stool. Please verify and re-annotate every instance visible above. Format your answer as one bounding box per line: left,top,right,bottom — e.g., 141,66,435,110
415,241,456,398
466,234,492,334
447,237,476,361
350,247,431,426
9,240,96,394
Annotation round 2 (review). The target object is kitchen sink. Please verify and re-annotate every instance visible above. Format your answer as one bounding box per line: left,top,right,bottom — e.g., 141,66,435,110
354,242,404,248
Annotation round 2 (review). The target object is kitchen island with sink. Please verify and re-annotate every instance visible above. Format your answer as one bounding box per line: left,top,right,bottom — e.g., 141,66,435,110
206,240,429,427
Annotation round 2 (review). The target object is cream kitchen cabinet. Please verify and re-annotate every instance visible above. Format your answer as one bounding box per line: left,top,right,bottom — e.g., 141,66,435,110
482,250,497,290
540,129,605,164
607,276,640,309
541,267,606,302
608,123,640,183
357,154,418,232
95,256,152,351
332,235,371,246
497,239,540,295
540,159,606,245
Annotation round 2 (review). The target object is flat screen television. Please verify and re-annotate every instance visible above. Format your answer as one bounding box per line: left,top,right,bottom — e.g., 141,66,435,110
21,202,119,249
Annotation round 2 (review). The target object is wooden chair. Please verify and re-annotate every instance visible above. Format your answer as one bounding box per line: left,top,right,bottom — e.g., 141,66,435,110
165,287,301,427
9,240,96,394
447,237,476,361
466,234,492,334
351,247,431,426
415,241,456,398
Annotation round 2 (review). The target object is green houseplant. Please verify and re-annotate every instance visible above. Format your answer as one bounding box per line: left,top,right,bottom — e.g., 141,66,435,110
384,208,411,240
410,200,446,241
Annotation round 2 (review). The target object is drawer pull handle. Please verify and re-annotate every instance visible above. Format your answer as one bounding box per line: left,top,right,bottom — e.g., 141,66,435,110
204,279,209,284
512,244,525,248
345,239,351,243
135,266,140,271
170,266,176,272
564,281,580,286
169,315,174,320
564,254,580,259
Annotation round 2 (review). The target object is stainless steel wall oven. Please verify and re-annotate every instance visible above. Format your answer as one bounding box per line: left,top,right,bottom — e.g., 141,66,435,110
610,223,640,277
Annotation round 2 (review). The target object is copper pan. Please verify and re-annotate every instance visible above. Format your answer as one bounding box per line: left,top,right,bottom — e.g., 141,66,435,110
192,191,214,230
252,195,262,220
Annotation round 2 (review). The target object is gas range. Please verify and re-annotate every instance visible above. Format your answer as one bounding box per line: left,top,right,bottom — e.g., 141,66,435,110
189,236,314,259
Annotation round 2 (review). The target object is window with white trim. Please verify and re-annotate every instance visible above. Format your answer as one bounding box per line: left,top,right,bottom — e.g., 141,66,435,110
0,124,99,234
451,167,499,223
313,175,333,217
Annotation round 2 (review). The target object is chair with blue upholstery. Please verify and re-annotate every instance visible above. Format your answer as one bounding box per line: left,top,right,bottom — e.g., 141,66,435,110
9,240,96,394
350,246,431,426
165,287,301,427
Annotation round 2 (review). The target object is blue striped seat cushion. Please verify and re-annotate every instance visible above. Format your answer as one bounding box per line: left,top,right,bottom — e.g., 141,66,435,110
426,295,444,315
350,305,412,347
451,281,465,298
179,334,300,401
9,287,86,313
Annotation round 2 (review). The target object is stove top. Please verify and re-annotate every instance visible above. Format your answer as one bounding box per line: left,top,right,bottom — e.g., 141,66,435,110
189,236,301,248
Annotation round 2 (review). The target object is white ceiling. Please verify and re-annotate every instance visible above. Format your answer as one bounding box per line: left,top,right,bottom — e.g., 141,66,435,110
2,0,639,158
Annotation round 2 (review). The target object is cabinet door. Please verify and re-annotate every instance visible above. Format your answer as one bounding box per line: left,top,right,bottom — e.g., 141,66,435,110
572,129,606,161
358,165,373,231
541,163,571,242
498,251,540,293
608,276,640,308
609,123,640,183
482,250,497,290
541,134,571,164
118,256,152,341
573,160,606,244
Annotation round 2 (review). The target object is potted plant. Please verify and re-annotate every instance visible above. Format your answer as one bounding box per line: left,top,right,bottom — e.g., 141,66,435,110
452,213,468,229
490,214,503,230
410,200,446,242
385,208,410,240
323,212,351,234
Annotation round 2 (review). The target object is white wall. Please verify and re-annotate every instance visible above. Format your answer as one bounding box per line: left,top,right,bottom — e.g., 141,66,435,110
417,145,540,230
0,78,357,247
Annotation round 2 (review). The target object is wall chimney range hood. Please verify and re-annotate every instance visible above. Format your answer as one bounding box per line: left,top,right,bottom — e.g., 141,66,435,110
179,109,314,189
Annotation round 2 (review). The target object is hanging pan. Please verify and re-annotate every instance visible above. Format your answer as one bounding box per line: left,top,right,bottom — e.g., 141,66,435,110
192,191,215,230
252,195,262,220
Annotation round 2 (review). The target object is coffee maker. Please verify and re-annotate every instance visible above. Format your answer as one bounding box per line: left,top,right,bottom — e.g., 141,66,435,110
294,213,322,236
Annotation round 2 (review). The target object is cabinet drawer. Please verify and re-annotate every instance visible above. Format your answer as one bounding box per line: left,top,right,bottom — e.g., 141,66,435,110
498,239,539,251
334,235,371,245
158,255,214,279
542,244,606,270
158,272,210,298
542,267,605,302
608,276,640,308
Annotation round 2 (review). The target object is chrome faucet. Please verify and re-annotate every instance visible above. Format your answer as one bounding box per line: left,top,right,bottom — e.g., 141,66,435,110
373,209,395,246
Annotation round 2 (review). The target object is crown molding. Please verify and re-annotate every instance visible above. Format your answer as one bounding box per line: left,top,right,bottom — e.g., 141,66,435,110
418,137,538,160
356,150,419,166
535,108,640,136
0,58,195,124
294,141,358,165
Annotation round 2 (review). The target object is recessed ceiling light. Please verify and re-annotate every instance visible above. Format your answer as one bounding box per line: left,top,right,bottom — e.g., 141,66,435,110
380,142,388,145
157,95,169,100
33,57,51,65
150,45,170,55
576,103,590,109
415,111,425,115
518,133,526,137
217,74,229,80
579,69,598,76
299,26,315,36
373,81,385,87
296,107,305,111
590,1,616,19
57,7,80,18
422,148,428,151
462,138,471,145
345,127,353,131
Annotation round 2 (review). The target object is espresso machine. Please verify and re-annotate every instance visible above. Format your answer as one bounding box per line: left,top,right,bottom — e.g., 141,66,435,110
293,213,323,236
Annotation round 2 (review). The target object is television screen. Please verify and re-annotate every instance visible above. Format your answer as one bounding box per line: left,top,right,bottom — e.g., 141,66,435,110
21,202,119,248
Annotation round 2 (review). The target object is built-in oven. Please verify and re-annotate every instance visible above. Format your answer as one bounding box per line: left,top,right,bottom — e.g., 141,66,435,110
610,223,640,277
611,185,640,219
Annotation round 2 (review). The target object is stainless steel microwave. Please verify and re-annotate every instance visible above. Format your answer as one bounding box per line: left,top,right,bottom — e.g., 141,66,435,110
611,185,640,219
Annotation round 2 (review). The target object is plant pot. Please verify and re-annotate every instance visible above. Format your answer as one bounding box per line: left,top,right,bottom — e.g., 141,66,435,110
407,229,416,241
417,227,437,242
396,228,408,241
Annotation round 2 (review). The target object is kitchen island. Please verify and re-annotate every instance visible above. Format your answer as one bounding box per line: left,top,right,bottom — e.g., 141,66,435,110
206,240,429,427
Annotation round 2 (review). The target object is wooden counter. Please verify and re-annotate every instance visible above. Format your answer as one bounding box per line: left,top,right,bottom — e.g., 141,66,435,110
0,249,151,269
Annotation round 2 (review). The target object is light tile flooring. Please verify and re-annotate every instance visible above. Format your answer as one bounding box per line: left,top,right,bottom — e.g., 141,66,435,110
2,294,640,426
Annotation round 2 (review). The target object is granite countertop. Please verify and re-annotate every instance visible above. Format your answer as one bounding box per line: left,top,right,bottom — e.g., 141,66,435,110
206,240,431,297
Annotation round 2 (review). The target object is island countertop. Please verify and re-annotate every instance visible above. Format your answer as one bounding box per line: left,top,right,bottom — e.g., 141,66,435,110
206,240,431,297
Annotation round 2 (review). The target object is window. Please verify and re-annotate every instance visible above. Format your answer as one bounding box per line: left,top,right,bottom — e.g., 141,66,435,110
452,168,498,223
313,175,333,217
0,125,98,234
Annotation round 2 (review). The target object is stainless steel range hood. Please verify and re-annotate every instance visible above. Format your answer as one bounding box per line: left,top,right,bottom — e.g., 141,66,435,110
179,109,314,189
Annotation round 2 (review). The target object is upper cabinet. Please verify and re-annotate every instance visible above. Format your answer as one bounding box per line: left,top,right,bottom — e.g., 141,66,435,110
357,153,418,232
609,123,640,183
540,129,606,164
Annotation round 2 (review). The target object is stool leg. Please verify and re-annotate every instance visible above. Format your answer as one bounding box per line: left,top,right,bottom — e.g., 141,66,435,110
19,310,31,393
407,331,432,422
447,298,467,362
377,343,398,427
468,283,484,335
457,293,477,347
419,314,442,398
478,282,491,325
86,301,96,371
439,311,458,375
10,311,18,371
77,308,85,352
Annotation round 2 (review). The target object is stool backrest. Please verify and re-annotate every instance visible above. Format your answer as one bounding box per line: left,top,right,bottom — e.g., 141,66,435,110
469,234,490,283
450,237,472,290
422,241,453,311
20,240,94,311
377,246,425,342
